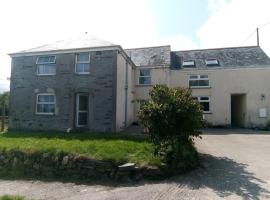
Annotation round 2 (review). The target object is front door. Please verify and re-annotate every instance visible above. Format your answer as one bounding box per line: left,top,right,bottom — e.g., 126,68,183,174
76,94,89,127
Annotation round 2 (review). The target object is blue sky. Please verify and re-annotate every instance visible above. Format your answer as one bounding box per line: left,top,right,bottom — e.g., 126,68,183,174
150,0,210,43
0,0,269,92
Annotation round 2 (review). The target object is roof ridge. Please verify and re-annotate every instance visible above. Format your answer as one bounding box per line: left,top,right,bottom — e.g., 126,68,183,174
172,45,259,53
125,45,171,51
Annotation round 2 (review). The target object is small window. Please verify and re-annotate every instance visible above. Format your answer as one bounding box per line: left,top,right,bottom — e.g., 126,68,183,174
36,94,56,115
193,96,210,113
205,58,219,66
189,75,209,88
182,60,195,67
36,55,56,75
139,69,151,85
36,56,56,64
75,53,90,74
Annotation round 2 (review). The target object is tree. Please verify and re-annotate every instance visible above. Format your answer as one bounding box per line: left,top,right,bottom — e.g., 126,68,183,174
138,85,203,171
0,91,9,116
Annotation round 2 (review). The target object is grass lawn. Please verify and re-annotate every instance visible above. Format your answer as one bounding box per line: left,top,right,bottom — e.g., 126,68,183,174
0,131,160,166
0,195,25,200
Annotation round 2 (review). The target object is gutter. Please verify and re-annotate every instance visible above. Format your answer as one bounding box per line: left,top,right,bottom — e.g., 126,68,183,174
124,60,128,128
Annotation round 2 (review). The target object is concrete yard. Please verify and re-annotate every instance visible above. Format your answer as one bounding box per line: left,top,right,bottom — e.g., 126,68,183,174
0,129,270,200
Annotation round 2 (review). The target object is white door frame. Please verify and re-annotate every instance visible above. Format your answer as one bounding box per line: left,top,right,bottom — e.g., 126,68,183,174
76,93,89,127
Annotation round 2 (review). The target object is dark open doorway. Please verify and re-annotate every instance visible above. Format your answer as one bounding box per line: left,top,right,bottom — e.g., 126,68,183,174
231,94,246,127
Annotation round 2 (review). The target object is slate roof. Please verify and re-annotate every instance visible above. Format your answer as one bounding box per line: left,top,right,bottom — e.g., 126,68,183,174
11,35,117,55
171,46,270,69
125,46,171,67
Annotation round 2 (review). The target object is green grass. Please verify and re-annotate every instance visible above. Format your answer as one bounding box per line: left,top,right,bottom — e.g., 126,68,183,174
0,195,25,200
0,131,160,166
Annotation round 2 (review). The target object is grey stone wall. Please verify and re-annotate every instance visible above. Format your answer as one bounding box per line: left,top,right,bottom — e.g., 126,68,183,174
9,50,117,132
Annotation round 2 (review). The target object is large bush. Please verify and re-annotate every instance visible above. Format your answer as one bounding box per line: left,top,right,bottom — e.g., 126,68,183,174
138,85,203,171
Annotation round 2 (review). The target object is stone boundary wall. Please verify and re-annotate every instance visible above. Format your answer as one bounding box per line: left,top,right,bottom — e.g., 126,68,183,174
0,149,166,181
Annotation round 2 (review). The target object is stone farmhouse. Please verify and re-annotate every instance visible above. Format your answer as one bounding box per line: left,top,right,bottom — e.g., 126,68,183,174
8,36,270,131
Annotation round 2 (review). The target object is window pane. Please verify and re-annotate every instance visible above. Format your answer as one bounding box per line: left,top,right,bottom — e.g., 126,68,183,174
200,102,210,112
37,104,55,113
77,53,89,62
49,56,56,63
189,80,199,87
183,60,195,67
78,112,88,125
82,63,90,72
76,63,89,73
200,97,209,101
37,64,56,75
79,95,88,111
206,59,219,66
139,77,151,85
140,69,150,76
198,80,209,86
38,95,55,103
37,56,55,64
189,75,198,79
76,63,84,73
200,75,208,79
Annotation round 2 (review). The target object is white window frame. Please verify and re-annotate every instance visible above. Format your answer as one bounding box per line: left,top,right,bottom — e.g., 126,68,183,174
182,60,195,67
36,93,56,115
75,53,90,74
139,69,151,85
76,94,89,127
189,74,210,88
36,56,56,76
36,56,56,64
193,96,211,113
205,58,219,66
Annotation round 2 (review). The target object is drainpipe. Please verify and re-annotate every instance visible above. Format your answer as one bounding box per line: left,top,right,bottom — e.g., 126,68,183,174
124,61,128,128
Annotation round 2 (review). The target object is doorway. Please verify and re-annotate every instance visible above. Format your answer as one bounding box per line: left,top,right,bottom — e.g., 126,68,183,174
231,94,246,127
76,94,89,127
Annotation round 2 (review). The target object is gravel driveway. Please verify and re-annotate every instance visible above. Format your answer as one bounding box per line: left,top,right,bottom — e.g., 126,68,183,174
1,129,270,200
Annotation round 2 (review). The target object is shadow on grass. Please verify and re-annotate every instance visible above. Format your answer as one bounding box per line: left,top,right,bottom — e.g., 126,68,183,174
167,153,270,200
2,131,148,142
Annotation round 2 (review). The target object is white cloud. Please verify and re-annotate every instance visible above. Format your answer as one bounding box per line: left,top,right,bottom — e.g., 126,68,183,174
3,0,269,93
198,0,270,56
0,0,200,93
0,0,159,92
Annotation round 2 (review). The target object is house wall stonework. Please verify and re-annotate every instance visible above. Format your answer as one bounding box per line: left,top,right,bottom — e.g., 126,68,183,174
9,50,118,132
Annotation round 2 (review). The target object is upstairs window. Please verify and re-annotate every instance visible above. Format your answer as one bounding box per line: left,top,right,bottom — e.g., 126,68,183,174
75,53,90,74
36,55,56,75
193,96,210,113
205,58,219,66
139,69,151,85
189,74,209,88
36,94,56,115
182,60,195,67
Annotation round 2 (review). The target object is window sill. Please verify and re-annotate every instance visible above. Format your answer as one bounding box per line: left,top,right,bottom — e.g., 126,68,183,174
190,86,211,89
35,113,55,116
37,74,56,76
136,84,153,87
203,111,212,114
75,72,90,75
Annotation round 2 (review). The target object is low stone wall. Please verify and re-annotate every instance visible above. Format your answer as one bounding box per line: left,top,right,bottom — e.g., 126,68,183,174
0,149,166,181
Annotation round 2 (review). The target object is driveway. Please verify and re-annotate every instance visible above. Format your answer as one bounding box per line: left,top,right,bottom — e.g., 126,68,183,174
0,129,270,200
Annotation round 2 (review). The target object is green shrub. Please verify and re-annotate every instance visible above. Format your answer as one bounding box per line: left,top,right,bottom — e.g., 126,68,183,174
138,85,203,171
